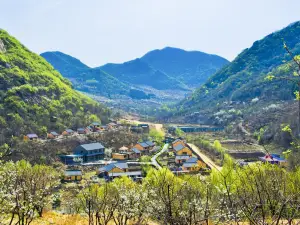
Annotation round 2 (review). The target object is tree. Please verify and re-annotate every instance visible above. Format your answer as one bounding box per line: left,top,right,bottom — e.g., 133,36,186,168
0,160,60,225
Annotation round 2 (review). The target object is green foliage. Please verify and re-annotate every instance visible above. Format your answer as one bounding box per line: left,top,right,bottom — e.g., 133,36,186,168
0,30,110,143
182,21,300,111
149,128,165,145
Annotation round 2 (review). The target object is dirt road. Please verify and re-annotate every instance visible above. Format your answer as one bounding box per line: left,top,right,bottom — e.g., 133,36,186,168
188,143,222,171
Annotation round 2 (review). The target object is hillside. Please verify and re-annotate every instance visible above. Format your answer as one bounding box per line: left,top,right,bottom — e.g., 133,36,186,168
141,47,229,87
0,29,110,143
183,21,300,111
100,58,188,90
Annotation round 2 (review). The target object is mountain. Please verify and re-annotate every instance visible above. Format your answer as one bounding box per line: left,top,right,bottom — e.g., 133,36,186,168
0,29,110,143
141,47,229,87
40,51,89,78
41,52,129,96
99,58,188,90
182,21,300,111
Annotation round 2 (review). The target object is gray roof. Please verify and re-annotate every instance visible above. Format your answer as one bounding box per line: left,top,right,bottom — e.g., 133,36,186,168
65,129,74,133
91,122,101,126
131,148,141,154
139,142,149,148
99,163,115,172
65,170,82,176
80,143,104,151
50,131,59,136
27,134,38,138
145,141,155,146
183,162,197,168
99,162,128,172
175,155,190,160
186,157,198,163
174,144,185,151
115,163,128,169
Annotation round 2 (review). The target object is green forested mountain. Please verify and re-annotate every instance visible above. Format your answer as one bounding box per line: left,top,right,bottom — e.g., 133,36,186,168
40,51,89,78
100,58,188,90
42,47,228,96
141,47,229,87
183,21,300,110
41,52,129,96
0,29,110,143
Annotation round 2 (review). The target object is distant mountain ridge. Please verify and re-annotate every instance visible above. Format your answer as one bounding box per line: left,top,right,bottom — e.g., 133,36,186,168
141,47,229,87
41,47,228,97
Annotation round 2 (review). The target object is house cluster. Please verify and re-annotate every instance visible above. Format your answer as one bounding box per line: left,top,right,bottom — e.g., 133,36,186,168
170,139,207,172
24,121,120,141
112,141,156,160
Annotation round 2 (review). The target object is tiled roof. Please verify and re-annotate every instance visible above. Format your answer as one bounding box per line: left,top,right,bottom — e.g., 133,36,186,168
173,144,185,151
80,143,104,151
138,142,149,148
186,157,198,163
65,129,74,133
175,155,190,160
131,148,141,154
27,134,38,138
91,122,101,126
115,163,128,170
50,131,59,136
145,141,155,146
98,162,128,172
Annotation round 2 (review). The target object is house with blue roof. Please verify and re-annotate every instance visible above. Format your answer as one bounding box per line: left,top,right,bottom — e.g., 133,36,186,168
133,141,155,155
97,162,142,180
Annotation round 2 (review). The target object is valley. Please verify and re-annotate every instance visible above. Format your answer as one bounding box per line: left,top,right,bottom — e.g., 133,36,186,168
1,11,300,225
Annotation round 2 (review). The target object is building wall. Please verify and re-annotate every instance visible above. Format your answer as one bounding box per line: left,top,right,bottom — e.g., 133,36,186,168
177,148,192,156
110,167,125,173
112,153,128,160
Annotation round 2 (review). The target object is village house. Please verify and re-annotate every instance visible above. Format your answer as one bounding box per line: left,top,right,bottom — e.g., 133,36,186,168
107,122,118,129
259,154,287,167
90,122,101,132
172,139,186,148
133,141,155,155
24,133,38,141
47,131,59,139
173,143,193,156
73,142,105,162
97,162,142,180
182,157,207,171
62,129,74,136
77,128,89,134
63,170,82,182
175,155,191,164
112,152,130,160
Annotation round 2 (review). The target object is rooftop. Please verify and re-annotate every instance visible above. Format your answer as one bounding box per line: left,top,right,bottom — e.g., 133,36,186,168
173,144,186,151
65,170,82,176
175,155,190,160
80,142,105,151
27,134,38,138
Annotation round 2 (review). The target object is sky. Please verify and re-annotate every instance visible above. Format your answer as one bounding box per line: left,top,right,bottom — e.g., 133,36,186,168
1,0,300,67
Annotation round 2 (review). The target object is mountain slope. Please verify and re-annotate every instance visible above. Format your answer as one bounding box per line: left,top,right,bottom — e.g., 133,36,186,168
40,51,89,78
100,58,188,90
141,47,229,87
0,29,110,142
41,51,129,96
183,21,300,110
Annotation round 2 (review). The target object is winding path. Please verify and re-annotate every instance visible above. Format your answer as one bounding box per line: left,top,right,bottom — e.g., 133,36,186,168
151,144,169,169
